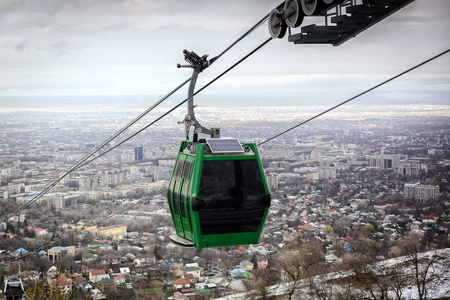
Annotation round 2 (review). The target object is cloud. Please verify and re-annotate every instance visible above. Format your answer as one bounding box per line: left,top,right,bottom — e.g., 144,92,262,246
14,40,27,51
0,0,277,35
49,41,75,56
0,0,449,97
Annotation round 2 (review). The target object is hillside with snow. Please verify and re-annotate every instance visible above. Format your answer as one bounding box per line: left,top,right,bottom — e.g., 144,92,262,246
219,248,450,300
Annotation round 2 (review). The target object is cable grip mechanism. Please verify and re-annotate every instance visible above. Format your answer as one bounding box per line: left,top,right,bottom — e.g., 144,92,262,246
177,50,220,142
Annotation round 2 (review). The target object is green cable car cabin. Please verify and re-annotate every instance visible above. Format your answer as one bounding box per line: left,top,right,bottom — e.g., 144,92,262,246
167,138,271,248
168,50,271,248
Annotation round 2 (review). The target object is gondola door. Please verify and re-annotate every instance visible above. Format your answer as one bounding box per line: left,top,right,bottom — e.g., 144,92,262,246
168,154,195,240
179,157,194,241
169,157,185,237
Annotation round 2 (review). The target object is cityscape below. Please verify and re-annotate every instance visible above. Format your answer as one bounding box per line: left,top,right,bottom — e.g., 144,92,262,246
0,97,449,299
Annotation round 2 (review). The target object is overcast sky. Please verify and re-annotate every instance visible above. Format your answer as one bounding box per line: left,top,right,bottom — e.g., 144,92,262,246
0,0,449,106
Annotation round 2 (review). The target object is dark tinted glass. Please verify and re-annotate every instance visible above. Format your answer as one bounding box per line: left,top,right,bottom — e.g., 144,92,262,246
180,162,191,218
241,159,266,209
172,161,184,215
198,159,267,235
187,172,194,228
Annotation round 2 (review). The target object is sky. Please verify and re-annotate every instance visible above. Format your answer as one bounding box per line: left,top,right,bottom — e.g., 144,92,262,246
0,0,449,107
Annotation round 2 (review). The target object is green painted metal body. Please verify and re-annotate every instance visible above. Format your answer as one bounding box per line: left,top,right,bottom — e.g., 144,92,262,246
167,141,270,248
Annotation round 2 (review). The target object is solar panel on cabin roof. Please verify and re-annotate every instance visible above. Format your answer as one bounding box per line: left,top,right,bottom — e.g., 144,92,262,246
206,138,245,153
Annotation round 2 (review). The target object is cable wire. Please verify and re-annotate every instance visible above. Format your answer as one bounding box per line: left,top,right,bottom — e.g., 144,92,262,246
258,48,450,147
77,38,273,168
0,79,190,223
0,26,273,223
209,1,283,64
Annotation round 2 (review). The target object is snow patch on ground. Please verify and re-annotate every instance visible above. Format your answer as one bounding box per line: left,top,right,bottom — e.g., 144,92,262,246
217,248,450,300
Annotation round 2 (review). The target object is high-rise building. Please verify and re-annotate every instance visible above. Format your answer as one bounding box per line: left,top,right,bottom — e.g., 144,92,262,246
135,146,143,162
154,169,172,181
368,155,399,169
47,195,66,210
395,161,428,177
311,150,322,162
266,173,279,190
404,182,440,202
404,182,419,199
319,165,336,180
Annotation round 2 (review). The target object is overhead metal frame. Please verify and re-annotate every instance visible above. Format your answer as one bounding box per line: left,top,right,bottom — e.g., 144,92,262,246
286,0,415,46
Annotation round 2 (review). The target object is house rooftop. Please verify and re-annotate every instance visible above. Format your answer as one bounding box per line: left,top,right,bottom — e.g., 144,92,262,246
182,267,200,272
183,274,194,280
172,278,191,285
98,277,115,285
90,269,106,276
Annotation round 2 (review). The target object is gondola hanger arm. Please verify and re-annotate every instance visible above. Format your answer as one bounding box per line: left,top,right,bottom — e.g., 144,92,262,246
177,50,220,142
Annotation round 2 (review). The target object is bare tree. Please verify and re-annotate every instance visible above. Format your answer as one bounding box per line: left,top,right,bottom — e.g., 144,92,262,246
244,268,278,300
388,268,408,300
340,235,449,300
333,279,366,300
276,243,325,300
26,282,69,300
400,234,449,300
341,253,391,300
193,292,214,300
133,289,167,300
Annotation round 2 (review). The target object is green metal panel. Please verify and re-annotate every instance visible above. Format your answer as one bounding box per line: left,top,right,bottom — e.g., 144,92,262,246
172,156,184,237
180,154,195,241
246,143,271,194
190,143,205,248
247,143,271,242
167,158,178,231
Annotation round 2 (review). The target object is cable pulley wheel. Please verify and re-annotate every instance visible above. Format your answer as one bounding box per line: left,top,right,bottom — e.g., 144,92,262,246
301,0,317,16
323,0,333,4
284,0,304,28
268,8,287,39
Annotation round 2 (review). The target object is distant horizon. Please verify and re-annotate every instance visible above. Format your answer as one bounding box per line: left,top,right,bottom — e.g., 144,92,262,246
1,1,449,101
0,91,448,109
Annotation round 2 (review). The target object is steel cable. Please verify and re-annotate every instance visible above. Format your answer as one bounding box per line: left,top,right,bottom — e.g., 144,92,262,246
0,38,273,224
258,48,450,147
0,15,274,223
